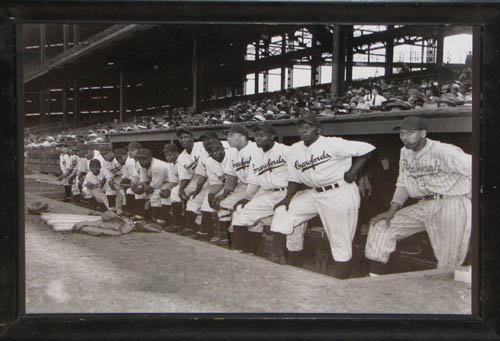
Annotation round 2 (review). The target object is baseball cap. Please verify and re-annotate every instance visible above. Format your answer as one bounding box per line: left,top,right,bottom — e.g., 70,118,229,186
199,131,219,140
162,143,179,153
135,148,152,158
393,116,428,131
296,113,320,127
176,127,193,137
252,122,277,135
228,124,250,139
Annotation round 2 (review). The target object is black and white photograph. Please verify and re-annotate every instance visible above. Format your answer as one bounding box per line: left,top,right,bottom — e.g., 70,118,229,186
22,23,474,314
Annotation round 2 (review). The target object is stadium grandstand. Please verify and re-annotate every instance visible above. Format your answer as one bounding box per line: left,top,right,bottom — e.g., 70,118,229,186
24,24,473,312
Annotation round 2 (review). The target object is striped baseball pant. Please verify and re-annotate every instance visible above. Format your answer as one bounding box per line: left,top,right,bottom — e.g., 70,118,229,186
365,196,471,269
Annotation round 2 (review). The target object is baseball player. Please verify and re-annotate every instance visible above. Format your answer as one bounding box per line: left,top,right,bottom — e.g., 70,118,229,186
169,128,211,235
81,158,109,211
365,116,471,275
271,114,375,278
159,143,180,227
101,149,128,214
132,148,172,223
120,142,142,218
231,122,308,258
212,124,262,252
73,145,91,201
57,146,78,201
203,139,238,245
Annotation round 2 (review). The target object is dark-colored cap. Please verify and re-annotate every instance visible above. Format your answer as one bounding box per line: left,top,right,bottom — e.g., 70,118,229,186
199,131,219,141
176,127,193,137
252,122,277,135
393,116,428,131
206,139,224,150
296,114,320,127
135,148,152,158
228,124,250,138
127,141,142,151
162,143,179,153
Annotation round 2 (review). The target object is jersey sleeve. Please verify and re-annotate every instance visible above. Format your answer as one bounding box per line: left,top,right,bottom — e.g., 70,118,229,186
223,152,237,177
395,150,408,190
149,163,168,189
195,158,208,177
443,145,472,177
177,163,193,180
329,137,375,158
83,172,97,186
166,163,179,183
287,146,302,183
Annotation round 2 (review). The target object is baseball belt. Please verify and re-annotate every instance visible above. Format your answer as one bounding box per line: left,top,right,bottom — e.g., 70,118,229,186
314,183,340,193
270,187,287,192
418,194,444,201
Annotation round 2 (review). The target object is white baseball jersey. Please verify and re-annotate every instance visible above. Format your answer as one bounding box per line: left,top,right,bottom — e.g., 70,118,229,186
204,148,238,186
165,161,179,184
77,156,89,173
288,136,375,188
83,171,106,189
122,156,139,181
247,142,290,190
396,138,471,198
177,142,209,180
138,158,171,190
60,153,69,173
224,141,261,185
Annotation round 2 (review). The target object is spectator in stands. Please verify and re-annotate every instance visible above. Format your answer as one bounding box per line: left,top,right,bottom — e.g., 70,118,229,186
363,85,387,109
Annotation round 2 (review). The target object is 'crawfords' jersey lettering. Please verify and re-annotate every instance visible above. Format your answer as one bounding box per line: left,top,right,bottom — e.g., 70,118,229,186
294,150,331,172
185,156,200,171
233,157,252,172
254,155,286,175
401,159,441,177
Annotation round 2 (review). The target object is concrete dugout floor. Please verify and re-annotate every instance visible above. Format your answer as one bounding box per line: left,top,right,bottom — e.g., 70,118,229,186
24,175,471,314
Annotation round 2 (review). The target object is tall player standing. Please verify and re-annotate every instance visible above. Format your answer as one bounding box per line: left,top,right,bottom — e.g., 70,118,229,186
272,114,375,278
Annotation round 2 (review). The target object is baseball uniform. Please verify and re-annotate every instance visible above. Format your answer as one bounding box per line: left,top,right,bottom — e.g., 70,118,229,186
170,141,210,214
81,169,109,207
138,157,171,209
271,136,375,262
220,141,261,214
365,138,471,269
232,142,306,237
102,158,125,213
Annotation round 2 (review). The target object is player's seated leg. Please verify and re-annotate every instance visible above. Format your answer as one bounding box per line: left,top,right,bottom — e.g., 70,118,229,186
365,203,426,275
286,222,307,267
107,195,117,212
134,194,146,220
270,190,317,265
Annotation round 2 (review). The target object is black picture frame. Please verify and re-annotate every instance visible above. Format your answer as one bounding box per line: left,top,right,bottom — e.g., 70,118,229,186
1,1,499,339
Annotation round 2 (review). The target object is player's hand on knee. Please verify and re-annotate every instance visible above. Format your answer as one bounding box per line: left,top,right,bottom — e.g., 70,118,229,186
179,190,189,201
274,198,290,211
370,211,394,226
160,189,171,199
233,198,249,210
190,189,201,199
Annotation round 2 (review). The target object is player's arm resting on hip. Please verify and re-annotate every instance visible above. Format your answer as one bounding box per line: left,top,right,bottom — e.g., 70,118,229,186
344,150,375,183
190,174,207,199
274,181,304,211
370,186,409,226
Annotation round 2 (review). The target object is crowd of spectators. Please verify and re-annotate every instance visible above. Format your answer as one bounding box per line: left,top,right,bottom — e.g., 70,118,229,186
24,69,472,149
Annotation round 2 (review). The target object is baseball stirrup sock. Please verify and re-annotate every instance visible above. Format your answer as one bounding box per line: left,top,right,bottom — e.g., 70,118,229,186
272,232,287,257
232,226,245,251
171,202,184,227
125,194,135,214
107,195,116,209
334,260,353,279
160,205,172,226
64,185,72,198
287,251,304,267
135,199,145,218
